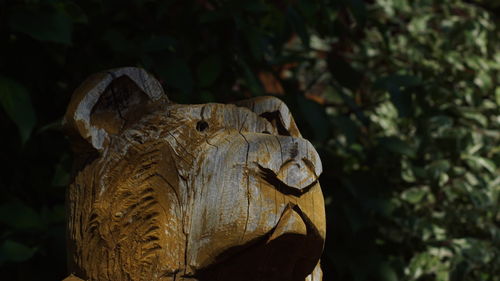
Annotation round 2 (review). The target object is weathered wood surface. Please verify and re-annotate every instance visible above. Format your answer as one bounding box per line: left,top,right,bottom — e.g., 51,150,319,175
63,67,326,281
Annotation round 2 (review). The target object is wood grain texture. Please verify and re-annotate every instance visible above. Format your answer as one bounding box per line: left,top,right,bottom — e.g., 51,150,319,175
64,67,326,281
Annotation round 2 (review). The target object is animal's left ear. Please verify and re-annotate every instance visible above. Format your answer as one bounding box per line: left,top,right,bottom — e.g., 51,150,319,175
235,96,302,137
64,67,168,152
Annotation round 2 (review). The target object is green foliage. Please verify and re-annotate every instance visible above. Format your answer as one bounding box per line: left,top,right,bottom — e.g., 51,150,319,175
0,0,498,280
322,1,500,280
0,76,36,143
0,240,37,263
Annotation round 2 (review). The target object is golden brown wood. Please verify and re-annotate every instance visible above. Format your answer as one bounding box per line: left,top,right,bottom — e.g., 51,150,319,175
64,67,326,281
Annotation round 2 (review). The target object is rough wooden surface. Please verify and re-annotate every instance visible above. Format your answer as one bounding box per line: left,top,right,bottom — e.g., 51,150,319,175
64,67,326,281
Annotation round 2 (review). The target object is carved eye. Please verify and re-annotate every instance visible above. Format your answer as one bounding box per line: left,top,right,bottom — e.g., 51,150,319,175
262,130,271,135
196,120,209,132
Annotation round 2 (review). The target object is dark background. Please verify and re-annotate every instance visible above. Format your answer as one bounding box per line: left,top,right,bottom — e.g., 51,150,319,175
1,0,499,280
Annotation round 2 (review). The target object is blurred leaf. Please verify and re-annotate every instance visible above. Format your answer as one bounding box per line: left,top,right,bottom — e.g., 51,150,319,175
460,110,488,127
52,154,71,186
401,186,429,204
0,201,44,230
197,55,222,88
0,76,36,143
45,205,66,224
0,240,36,263
462,155,496,173
426,160,451,181
407,250,449,281
9,7,72,44
37,118,63,134
377,262,398,281
428,115,454,134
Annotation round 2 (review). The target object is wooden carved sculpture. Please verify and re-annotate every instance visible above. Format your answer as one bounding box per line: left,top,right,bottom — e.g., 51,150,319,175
63,67,326,281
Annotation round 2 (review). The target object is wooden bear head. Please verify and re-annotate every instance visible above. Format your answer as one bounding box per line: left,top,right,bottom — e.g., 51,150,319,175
63,67,326,281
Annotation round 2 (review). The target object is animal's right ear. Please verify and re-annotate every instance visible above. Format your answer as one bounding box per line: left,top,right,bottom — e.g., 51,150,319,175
64,67,168,152
235,96,302,137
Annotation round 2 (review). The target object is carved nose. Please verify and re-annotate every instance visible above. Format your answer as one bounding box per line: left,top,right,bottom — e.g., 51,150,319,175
257,136,322,194
277,159,317,191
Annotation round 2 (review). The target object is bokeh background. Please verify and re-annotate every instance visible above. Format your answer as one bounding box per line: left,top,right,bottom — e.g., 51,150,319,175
1,0,499,280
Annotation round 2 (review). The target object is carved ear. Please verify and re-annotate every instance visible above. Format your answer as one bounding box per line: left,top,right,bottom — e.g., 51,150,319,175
64,67,168,151
235,96,302,137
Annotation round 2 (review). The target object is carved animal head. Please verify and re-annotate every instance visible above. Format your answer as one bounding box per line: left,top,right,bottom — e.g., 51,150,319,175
64,67,326,281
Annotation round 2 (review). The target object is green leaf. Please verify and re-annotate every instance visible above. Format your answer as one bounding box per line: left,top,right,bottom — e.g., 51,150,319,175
0,201,44,230
401,186,429,204
52,154,71,187
0,76,36,143
460,110,488,127
45,205,66,224
377,262,398,281
0,240,36,263
9,8,72,45
37,118,63,134
197,55,222,88
462,155,496,173
426,160,451,181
